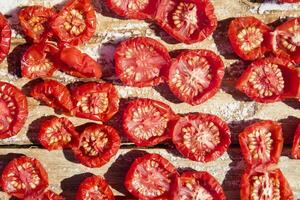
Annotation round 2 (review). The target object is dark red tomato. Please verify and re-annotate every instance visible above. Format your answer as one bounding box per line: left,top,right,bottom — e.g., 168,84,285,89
240,168,294,200
59,47,102,78
155,0,217,44
0,82,28,139
72,124,120,168
38,116,79,151
236,57,300,103
71,82,119,121
125,153,178,199
115,37,171,87
228,16,272,61
1,156,49,199
269,17,300,64
172,113,231,163
25,190,65,200
170,171,226,200
50,0,96,46
167,49,224,105
18,6,55,42
291,124,300,159
123,98,177,147
76,175,114,200
0,13,11,63
30,79,74,112
239,120,283,167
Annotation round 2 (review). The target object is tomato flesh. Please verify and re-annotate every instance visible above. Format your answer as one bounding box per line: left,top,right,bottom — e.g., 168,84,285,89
292,124,300,159
0,82,28,139
0,13,11,63
125,153,178,199
24,190,65,200
172,113,231,162
168,49,224,105
72,124,120,168
115,37,171,87
76,175,115,200
71,82,119,121
236,57,300,103
123,98,177,146
1,156,49,199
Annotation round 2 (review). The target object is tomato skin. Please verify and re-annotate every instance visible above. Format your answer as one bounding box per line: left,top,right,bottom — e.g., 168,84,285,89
167,49,225,105
25,190,65,200
236,57,300,103
228,16,272,61
171,113,231,162
72,124,120,168
59,47,102,78
30,79,74,112
76,175,115,200
1,156,49,199
71,82,119,121
0,81,28,139
50,0,96,46
18,6,55,43
291,124,300,159
0,13,11,63
170,171,226,200
278,0,300,3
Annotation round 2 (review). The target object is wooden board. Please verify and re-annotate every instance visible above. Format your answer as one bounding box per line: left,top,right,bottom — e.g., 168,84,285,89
0,0,299,199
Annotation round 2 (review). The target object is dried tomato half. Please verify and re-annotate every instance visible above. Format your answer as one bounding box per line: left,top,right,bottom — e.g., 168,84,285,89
59,46,102,78
167,49,224,105
291,124,300,159
115,37,171,87
239,120,283,167
50,0,96,46
155,0,217,44
170,171,226,200
30,79,74,112
240,168,294,200
18,6,55,42
123,98,177,147
38,116,79,151
236,57,300,103
125,153,178,199
72,124,120,168
0,82,28,139
269,17,300,64
0,13,11,63
228,16,272,61
1,156,49,199
71,82,119,121
76,175,115,200
172,113,231,162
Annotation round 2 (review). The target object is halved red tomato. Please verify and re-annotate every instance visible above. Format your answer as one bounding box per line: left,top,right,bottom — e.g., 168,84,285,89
239,120,283,167
167,49,224,105
228,16,272,61
30,79,74,112
269,17,300,64
155,0,217,44
25,190,65,200
170,171,226,200
291,124,300,159
76,175,114,200
115,37,171,87
236,57,300,103
71,82,119,121
123,98,177,147
172,113,231,162
59,46,102,78
0,13,11,63
18,6,55,42
0,81,28,139
240,168,294,200
72,124,120,168
125,153,179,199
1,156,49,199
50,0,96,46
38,116,79,151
